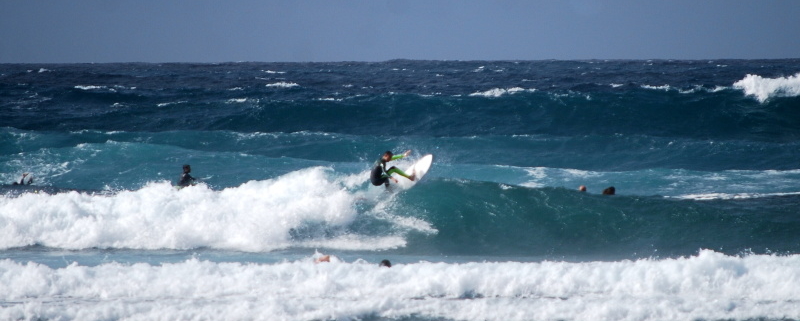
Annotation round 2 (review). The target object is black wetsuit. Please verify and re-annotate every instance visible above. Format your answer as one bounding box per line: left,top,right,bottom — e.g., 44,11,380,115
370,154,408,186
178,172,196,187
370,162,388,186
12,175,32,186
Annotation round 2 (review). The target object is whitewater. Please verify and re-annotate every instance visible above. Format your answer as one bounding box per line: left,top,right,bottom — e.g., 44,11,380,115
2,59,800,320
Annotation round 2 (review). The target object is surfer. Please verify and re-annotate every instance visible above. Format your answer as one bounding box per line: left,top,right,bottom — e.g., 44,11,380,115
177,164,197,187
11,173,33,185
370,150,415,188
578,185,587,192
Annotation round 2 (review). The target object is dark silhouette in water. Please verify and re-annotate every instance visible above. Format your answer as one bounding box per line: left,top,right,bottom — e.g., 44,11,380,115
370,150,415,188
11,173,33,185
177,164,197,187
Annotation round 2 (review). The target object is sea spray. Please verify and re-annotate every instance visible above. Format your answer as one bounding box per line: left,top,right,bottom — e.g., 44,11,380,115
1,250,798,321
0,168,363,251
2,60,800,321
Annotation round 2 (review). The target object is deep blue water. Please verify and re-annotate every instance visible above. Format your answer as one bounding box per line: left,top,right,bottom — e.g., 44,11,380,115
2,60,800,320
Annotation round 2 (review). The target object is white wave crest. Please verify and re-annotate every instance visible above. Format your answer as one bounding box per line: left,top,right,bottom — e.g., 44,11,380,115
641,84,672,91
74,85,113,92
266,82,299,88
156,101,187,107
1,250,798,321
669,191,800,201
0,167,419,252
226,98,259,104
469,87,534,98
733,72,800,103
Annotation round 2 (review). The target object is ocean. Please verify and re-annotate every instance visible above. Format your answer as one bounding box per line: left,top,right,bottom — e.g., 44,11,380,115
1,59,800,320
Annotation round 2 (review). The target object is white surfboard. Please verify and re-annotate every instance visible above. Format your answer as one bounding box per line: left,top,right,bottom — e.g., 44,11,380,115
394,154,433,190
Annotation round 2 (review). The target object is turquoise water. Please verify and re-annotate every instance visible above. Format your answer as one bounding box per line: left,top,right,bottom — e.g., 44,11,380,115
2,60,800,320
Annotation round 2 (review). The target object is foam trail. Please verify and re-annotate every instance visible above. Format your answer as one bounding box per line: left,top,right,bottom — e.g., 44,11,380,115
1,250,798,321
0,167,370,251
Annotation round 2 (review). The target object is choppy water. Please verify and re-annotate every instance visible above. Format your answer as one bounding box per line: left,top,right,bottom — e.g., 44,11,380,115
2,60,800,320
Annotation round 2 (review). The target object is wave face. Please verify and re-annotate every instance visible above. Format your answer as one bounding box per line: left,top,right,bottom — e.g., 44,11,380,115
2,60,800,320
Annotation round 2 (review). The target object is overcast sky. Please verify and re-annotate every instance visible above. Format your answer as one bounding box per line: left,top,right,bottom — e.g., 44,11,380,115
1,0,798,63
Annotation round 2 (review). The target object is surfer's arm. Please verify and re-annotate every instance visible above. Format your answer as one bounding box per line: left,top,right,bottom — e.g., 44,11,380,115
390,150,412,161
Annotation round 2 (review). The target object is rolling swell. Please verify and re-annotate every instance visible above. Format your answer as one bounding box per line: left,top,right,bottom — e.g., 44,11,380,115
6,89,800,141
4,126,800,192
3,60,800,259
395,179,800,259
3,61,800,141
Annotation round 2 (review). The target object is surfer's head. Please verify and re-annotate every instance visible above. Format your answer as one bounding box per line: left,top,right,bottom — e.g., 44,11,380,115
183,164,191,173
382,151,393,161
379,259,392,268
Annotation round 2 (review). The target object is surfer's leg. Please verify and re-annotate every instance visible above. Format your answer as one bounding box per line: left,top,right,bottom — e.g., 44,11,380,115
386,166,415,181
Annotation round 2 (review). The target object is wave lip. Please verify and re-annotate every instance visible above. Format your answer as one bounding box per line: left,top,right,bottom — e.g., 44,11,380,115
0,165,436,253
0,167,366,252
733,72,800,103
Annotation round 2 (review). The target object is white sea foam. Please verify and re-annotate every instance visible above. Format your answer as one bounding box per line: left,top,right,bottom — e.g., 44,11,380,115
669,191,800,201
0,167,420,252
74,85,113,91
266,82,299,88
733,73,800,103
226,98,257,104
156,101,187,107
641,84,672,91
521,167,603,189
469,87,533,98
640,84,730,94
513,166,800,198
1,250,798,321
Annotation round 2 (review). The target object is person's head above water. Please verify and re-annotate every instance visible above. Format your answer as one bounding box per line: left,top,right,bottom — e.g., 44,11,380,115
379,259,391,268
183,164,191,173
